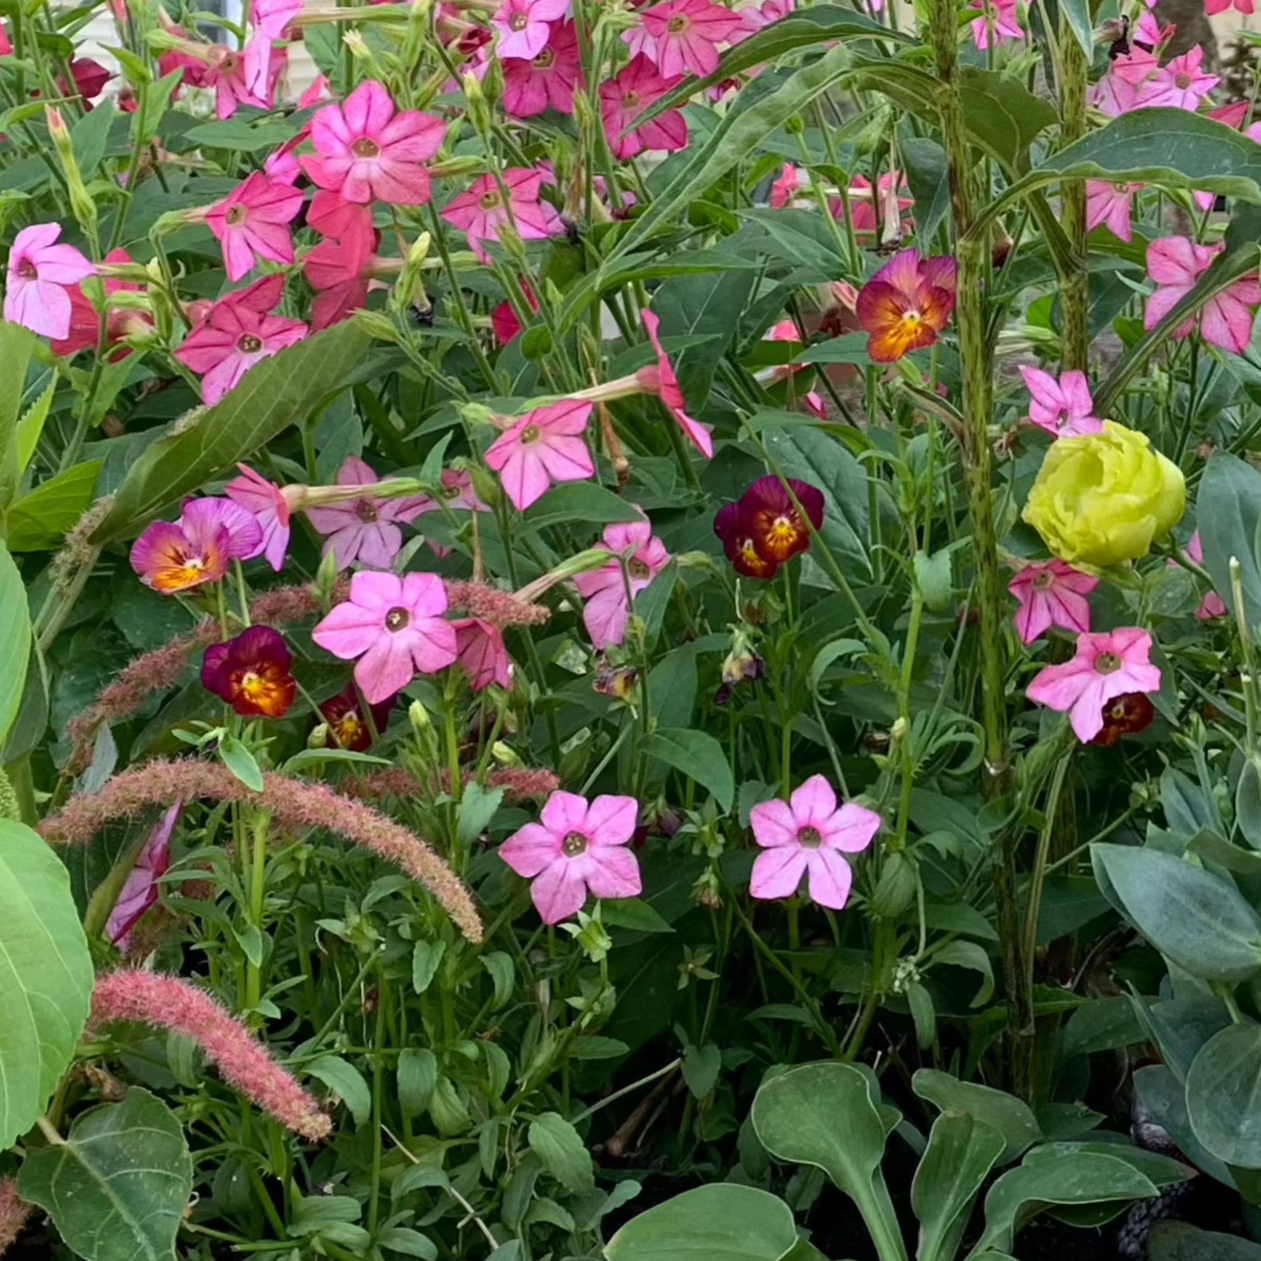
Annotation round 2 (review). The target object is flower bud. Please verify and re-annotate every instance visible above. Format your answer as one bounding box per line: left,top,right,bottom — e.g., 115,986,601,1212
868,851,918,918
408,699,432,735
1023,420,1186,567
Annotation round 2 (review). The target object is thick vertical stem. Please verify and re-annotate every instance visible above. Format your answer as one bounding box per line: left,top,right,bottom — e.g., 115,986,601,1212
1059,32,1090,372
927,0,1031,1097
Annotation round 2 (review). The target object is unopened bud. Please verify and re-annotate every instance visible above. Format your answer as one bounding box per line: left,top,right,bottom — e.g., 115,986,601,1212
868,851,917,918
408,699,432,735
308,722,330,749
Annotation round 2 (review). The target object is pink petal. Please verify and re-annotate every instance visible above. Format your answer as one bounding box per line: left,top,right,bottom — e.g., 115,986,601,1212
790,774,838,827
583,846,642,900
584,794,639,846
749,847,807,900
805,849,854,909
354,635,422,703
750,798,799,847
541,791,591,835
530,857,589,923
311,599,385,660
499,822,562,877
823,803,881,854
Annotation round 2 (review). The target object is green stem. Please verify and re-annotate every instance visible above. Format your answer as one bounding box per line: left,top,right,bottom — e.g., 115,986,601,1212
1057,30,1089,372
244,809,270,1016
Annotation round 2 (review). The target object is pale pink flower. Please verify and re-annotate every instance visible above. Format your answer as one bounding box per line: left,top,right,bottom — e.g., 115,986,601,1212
414,469,490,516
4,223,95,341
502,20,582,116
738,0,795,32
454,617,513,690
1026,627,1161,743
492,0,568,58
1091,64,1140,117
175,289,308,406
639,308,714,458
625,0,743,78
107,803,180,950
599,55,688,162
252,0,302,38
770,163,800,209
499,791,641,924
442,167,563,264
969,0,1021,49
225,464,292,570
573,516,670,649
305,454,428,570
92,970,331,1141
1145,236,1261,355
1019,366,1103,438
205,172,305,282
204,36,273,119
302,80,446,206
749,775,880,910
485,399,594,511
1142,46,1218,110
1008,560,1099,645
1184,531,1227,619
1086,181,1139,243
312,571,458,704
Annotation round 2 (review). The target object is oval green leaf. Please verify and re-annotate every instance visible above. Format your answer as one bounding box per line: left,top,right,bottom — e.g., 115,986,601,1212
641,728,733,813
1186,1023,1261,1167
0,542,31,745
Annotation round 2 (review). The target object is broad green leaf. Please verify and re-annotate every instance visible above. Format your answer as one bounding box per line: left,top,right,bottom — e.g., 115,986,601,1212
528,1112,594,1196
933,939,994,1008
900,136,951,246
601,898,674,933
218,733,264,792
1149,1221,1261,1261
913,1112,1006,1261
912,1070,1041,1165
90,320,372,543
1237,760,1261,850
523,482,646,532
641,728,734,812
0,323,37,512
71,99,117,178
606,1184,798,1261
970,1152,1158,1257
397,1048,438,1117
1197,452,1261,629
18,1088,192,1261
957,70,1059,172
1023,1142,1192,1189
182,118,299,152
379,1226,439,1259
307,1055,371,1125
1134,1064,1235,1188
1092,844,1261,982
0,817,93,1149
681,1044,721,1099
1060,997,1146,1058
751,1063,905,1261
1186,1023,1261,1167
412,940,446,994
1188,828,1261,874
0,542,31,745
1056,0,1094,56
6,461,100,552
14,379,55,479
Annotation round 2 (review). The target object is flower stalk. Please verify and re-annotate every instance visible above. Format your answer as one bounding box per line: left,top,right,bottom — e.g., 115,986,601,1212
1057,27,1089,372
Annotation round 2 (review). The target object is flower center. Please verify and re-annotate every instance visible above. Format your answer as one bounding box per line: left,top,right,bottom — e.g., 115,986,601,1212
385,607,410,632
622,89,641,110
628,558,651,580
768,514,798,546
666,13,689,31
356,500,379,522
480,189,502,210
1174,72,1191,89
562,830,588,857
1113,181,1131,194
520,423,541,444
510,11,529,28
900,309,923,329
535,46,555,67
237,333,263,354
335,711,363,743
797,825,823,849
1032,570,1055,590
16,259,37,280
225,204,247,225
441,482,461,499
1094,651,1121,674
352,137,381,158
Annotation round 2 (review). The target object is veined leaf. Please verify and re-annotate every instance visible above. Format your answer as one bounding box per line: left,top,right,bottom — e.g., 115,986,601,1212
6,461,100,552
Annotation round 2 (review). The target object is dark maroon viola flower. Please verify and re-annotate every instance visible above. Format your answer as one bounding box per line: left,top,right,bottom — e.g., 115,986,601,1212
201,626,296,718
319,685,396,751
714,476,825,576
1090,692,1156,747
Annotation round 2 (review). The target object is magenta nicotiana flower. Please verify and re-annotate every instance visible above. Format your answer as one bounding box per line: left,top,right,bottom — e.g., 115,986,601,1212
969,0,1021,48
639,309,714,458
749,775,880,910
1026,627,1161,743
499,791,641,923
1018,366,1103,439
312,571,458,703
305,455,428,571
485,399,595,511
252,0,302,39
502,20,582,116
442,167,564,264
203,36,274,119
625,0,743,78
453,617,513,691
1145,236,1261,355
130,498,262,594
599,55,688,162
4,223,95,341
573,516,670,649
1183,532,1228,620
224,465,293,571
205,172,305,282
1007,559,1099,645
492,0,568,59
106,803,180,950
1085,181,1140,243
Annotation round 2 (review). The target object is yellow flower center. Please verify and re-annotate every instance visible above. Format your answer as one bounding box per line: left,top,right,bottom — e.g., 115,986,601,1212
667,13,689,31
225,204,247,226
1032,570,1055,590
520,423,541,444
238,333,263,354
480,190,502,211
510,12,529,29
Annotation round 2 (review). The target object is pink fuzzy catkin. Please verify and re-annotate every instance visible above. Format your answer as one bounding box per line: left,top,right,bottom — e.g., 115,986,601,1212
91,971,332,1142
444,580,550,627
346,766,561,802
40,759,483,942
0,1178,31,1257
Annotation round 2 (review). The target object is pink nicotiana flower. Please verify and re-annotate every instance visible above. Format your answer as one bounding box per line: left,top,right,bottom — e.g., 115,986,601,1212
203,36,273,119
1008,559,1099,645
106,802,180,950
1145,236,1261,355
639,309,714,458
1085,180,1139,243
1184,532,1228,619
252,0,302,39
969,0,1021,49
303,80,446,206
485,399,594,511
454,617,513,691
442,167,563,264
499,791,641,924
502,20,582,116
1027,627,1161,743
205,172,305,283
130,498,263,594
573,516,670,649
51,246,150,359
306,454,428,571
312,571,458,704
770,163,800,209
492,0,568,59
599,55,688,162
175,282,308,406
4,223,95,341
625,0,743,78
1142,46,1218,110
1019,366,1103,438
833,171,914,239
749,775,880,910
1206,0,1254,13
225,464,293,571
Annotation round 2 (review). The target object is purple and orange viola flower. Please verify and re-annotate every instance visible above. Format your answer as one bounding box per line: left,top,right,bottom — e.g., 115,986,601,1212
855,248,957,363
130,498,262,594
714,476,825,579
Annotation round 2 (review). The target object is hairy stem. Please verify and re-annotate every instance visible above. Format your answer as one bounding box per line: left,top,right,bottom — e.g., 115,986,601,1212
1058,31,1089,371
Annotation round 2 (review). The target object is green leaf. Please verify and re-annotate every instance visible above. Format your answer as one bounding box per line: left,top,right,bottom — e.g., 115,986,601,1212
1236,762,1261,851
1134,1064,1235,1188
1061,997,1146,1059
522,481,646,532
606,1184,799,1261
956,70,1059,172
751,1063,904,1261
90,321,372,543
182,118,299,152
6,461,100,552
397,1048,438,1117
1149,1221,1261,1261
0,542,31,745
1186,1023,1261,1167
570,1036,631,1060
307,1055,371,1125
1056,0,1094,56
412,940,446,995
18,1088,192,1261
528,1112,595,1196
0,323,37,512
912,1070,1041,1165
379,1226,439,1259
933,942,995,1008
641,728,734,812
681,1044,721,1099
1197,452,1261,629
1092,843,1261,982
1188,828,1261,874
601,898,675,933
456,783,505,846
912,1112,1006,1261
218,733,264,793
972,1152,1158,1256
71,99,117,178
0,818,93,1149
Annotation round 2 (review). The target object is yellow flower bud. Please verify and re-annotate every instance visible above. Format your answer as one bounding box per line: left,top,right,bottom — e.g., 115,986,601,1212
1022,420,1185,567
